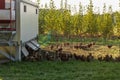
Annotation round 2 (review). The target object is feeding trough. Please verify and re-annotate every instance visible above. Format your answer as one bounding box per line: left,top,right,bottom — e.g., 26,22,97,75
0,0,40,62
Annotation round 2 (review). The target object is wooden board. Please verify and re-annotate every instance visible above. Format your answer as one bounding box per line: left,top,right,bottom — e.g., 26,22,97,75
0,0,5,9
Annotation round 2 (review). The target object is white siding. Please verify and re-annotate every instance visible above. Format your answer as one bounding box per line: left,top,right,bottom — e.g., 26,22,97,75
20,2,38,42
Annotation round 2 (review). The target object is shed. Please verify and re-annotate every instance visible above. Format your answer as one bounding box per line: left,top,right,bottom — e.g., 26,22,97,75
0,0,40,62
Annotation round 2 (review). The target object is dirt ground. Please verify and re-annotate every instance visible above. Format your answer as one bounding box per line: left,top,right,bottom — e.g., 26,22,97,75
42,42,120,59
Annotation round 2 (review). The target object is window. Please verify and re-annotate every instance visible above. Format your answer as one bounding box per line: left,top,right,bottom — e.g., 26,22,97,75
24,5,27,12
36,9,38,14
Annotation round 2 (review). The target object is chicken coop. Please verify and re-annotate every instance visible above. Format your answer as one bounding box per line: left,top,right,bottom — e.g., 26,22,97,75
0,0,40,62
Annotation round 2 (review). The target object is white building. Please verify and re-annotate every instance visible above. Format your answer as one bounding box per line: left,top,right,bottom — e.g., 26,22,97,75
0,0,40,62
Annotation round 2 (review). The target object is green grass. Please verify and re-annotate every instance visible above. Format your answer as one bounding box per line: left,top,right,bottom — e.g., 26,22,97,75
1,61,120,80
39,34,120,47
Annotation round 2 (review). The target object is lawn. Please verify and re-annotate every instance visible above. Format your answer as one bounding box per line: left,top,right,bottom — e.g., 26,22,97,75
0,61,120,80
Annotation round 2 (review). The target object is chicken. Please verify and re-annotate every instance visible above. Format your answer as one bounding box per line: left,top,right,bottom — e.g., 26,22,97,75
79,45,88,50
64,42,70,47
107,44,112,48
68,53,73,59
50,45,54,50
92,42,96,45
45,51,54,61
103,54,113,62
58,47,63,52
86,53,94,62
74,45,79,49
87,43,93,48
59,52,69,61
115,56,120,62
98,56,103,61
74,54,81,60
40,50,47,60
80,55,86,61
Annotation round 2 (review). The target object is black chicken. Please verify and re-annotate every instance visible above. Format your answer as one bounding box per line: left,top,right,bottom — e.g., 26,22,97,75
59,52,69,61
86,53,94,62
107,44,112,48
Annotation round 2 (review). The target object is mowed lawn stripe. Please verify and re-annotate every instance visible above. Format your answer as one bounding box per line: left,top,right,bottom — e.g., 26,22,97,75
0,61,120,80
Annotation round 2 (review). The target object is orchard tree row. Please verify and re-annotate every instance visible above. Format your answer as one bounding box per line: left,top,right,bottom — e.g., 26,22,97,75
38,0,120,38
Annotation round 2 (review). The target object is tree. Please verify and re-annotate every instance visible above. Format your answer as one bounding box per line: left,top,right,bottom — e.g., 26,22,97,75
37,0,40,8
64,0,68,9
45,3,48,9
114,12,120,36
101,5,114,38
60,0,63,9
71,3,83,35
44,0,56,34
84,0,98,36
39,9,49,34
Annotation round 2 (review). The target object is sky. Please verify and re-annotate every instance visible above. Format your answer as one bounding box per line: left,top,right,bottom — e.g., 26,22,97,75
31,0,119,14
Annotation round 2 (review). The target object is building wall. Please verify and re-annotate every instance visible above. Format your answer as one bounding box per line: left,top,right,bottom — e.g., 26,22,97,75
20,2,38,43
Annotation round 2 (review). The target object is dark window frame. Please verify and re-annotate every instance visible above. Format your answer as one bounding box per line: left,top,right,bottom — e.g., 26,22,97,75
24,5,27,12
36,9,38,14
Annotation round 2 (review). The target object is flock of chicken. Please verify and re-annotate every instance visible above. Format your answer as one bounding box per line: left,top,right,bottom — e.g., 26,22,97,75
24,42,120,62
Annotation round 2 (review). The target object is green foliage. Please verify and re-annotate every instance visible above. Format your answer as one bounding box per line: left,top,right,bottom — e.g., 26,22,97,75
39,9,49,34
38,0,120,38
39,34,120,47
